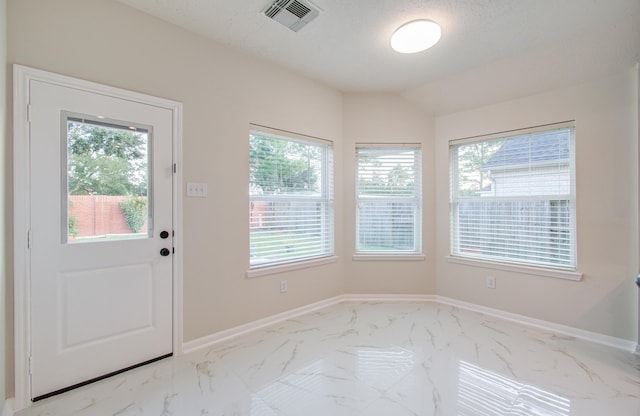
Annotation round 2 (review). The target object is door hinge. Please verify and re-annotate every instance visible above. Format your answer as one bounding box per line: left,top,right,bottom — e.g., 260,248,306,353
27,229,31,249
173,163,177,173
27,104,32,123
28,355,33,375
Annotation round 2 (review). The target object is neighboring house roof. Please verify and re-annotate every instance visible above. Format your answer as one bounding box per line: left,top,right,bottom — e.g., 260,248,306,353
482,131,570,170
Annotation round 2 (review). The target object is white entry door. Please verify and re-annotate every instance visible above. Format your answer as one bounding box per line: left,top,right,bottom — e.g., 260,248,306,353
26,76,175,400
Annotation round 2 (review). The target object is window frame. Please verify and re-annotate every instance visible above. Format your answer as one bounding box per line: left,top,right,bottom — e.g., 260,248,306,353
354,144,423,257
248,125,334,275
448,122,579,277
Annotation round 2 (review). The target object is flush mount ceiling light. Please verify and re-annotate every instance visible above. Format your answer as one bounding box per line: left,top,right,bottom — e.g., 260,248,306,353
391,19,441,53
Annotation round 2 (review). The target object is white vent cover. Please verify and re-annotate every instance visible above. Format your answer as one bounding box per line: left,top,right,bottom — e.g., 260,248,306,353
263,0,320,32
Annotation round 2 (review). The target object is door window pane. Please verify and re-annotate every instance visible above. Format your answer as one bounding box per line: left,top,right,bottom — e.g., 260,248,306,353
64,115,151,243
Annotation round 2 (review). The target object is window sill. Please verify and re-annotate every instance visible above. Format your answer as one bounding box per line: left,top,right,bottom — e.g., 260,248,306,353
246,256,339,278
445,256,582,281
352,254,426,262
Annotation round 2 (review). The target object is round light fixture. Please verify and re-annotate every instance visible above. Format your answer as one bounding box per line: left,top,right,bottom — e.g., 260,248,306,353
391,19,441,54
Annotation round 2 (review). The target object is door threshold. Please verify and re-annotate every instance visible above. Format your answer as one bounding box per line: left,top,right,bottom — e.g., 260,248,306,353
32,353,173,402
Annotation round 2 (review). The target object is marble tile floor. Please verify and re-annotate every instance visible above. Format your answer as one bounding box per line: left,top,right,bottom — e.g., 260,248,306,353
16,301,640,415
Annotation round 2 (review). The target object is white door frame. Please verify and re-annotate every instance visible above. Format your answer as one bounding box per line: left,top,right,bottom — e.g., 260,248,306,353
12,65,184,411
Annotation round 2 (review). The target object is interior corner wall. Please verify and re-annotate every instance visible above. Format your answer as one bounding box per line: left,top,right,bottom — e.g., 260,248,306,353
435,67,640,341
7,0,345,344
342,93,435,294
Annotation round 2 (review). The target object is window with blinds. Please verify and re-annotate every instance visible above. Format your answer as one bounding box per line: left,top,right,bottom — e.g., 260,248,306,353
356,145,422,254
249,128,334,268
449,123,576,270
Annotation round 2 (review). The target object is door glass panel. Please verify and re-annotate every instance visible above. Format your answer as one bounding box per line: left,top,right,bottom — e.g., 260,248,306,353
64,114,152,243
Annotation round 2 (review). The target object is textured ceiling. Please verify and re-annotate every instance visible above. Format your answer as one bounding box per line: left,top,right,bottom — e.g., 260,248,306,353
117,0,640,113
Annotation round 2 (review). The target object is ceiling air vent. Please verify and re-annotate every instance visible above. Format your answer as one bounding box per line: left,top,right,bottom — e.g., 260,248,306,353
263,0,320,32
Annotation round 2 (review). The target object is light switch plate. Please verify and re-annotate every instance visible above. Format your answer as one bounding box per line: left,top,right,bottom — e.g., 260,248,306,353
186,182,208,197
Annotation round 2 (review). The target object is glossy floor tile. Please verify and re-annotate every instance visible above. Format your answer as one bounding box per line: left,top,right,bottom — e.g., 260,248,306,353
16,301,640,415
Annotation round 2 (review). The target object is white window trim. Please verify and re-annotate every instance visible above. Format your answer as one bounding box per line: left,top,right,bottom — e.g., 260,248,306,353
250,123,331,146
450,120,575,145
246,255,338,278
446,255,582,281
352,254,426,261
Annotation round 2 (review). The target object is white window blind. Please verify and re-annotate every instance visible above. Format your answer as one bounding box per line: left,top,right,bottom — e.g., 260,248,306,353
249,129,334,268
450,123,576,270
356,145,422,254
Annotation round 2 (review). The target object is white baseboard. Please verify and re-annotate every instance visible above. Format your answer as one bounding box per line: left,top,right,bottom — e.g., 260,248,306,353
341,293,435,302
2,398,14,416
182,295,345,354
435,295,638,352
182,294,637,354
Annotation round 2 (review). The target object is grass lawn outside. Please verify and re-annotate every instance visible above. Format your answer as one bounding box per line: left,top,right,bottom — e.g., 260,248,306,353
250,229,322,261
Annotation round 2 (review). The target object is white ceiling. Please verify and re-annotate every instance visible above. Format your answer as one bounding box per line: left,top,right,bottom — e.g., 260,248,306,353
117,0,640,114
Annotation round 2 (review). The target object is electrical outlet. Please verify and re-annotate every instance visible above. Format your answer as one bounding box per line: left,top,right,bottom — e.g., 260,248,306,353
486,276,496,289
280,280,288,293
